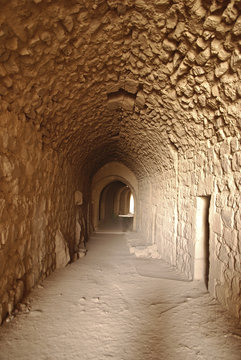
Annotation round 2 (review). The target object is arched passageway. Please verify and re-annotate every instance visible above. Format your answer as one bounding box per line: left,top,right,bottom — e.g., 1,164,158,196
98,180,134,231
99,181,125,221
91,162,138,233
0,0,241,331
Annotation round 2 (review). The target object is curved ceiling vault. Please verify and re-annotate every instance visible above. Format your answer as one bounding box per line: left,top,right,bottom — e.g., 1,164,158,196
0,0,241,179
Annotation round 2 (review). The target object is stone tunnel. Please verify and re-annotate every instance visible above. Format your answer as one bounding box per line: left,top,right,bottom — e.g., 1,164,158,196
0,0,241,331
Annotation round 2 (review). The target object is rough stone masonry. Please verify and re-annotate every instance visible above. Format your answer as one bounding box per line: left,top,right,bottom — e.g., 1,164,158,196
0,0,241,323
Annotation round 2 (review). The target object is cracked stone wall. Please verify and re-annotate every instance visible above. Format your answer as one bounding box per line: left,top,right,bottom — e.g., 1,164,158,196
0,0,241,320
0,112,79,324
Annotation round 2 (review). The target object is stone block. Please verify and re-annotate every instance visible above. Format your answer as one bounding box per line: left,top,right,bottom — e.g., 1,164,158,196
219,140,230,156
197,175,213,195
198,94,206,107
218,48,230,61
224,228,238,250
196,47,211,65
211,39,222,55
25,273,35,293
14,280,24,305
220,154,231,174
196,37,208,50
183,222,192,239
136,91,145,109
211,84,220,97
123,79,139,94
212,212,222,235
233,15,241,36
55,229,70,269
217,243,229,265
223,227,231,246
230,49,241,71
234,210,241,230
163,39,176,52
5,37,18,51
62,16,74,33
172,22,185,40
0,155,14,178
166,13,178,31
222,2,239,24
107,95,123,110
156,0,169,7
215,61,229,78
230,138,239,153
40,31,51,44
122,95,135,111
221,207,233,229
204,15,221,30
15,261,25,280
75,191,83,205
231,152,241,171
233,252,241,272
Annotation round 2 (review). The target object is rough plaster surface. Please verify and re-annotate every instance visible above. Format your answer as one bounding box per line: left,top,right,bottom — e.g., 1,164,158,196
0,233,240,360
0,0,241,321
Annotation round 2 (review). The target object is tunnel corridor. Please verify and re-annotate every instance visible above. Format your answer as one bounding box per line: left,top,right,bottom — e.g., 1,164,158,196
0,0,241,357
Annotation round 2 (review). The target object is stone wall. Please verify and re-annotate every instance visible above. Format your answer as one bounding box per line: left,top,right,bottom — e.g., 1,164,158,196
0,112,79,324
0,0,241,320
177,137,241,318
138,169,178,266
137,178,152,243
154,170,178,267
137,135,241,318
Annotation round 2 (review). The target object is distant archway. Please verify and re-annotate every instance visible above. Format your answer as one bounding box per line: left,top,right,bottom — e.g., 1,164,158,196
99,181,127,221
91,162,138,231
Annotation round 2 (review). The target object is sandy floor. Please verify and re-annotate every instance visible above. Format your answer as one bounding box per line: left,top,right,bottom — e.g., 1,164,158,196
0,232,241,360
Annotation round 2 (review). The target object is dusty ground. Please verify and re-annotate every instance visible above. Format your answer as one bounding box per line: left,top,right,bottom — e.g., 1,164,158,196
0,231,241,360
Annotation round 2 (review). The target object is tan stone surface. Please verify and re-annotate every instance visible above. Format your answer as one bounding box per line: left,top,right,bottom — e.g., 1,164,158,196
0,0,241,323
0,233,241,360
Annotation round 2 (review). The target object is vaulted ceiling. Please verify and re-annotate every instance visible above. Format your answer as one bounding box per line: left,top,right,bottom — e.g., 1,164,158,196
0,0,240,179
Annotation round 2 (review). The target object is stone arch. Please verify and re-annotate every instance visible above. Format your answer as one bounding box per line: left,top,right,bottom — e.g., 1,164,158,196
99,181,126,221
91,162,138,231
113,184,127,215
118,186,132,215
